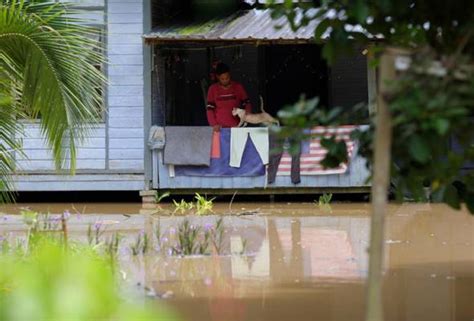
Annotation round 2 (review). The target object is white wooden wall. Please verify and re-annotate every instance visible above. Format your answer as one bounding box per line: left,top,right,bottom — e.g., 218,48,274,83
12,0,147,191
15,123,106,171
153,144,371,190
107,0,145,172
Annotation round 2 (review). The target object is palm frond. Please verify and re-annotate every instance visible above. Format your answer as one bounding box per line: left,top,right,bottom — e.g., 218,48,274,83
0,0,107,173
0,67,22,203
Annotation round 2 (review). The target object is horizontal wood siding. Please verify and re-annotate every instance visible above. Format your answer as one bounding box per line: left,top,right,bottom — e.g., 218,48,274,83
11,0,148,191
12,174,145,191
16,124,106,172
107,0,145,171
154,146,370,190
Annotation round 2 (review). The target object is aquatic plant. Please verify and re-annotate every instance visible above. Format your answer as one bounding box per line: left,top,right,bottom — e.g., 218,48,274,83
240,239,248,255
104,232,123,260
318,193,333,205
171,194,215,215
0,235,9,254
172,219,203,255
130,231,150,256
173,199,194,214
315,193,333,213
87,221,105,246
154,219,173,253
194,193,215,215
154,219,162,249
21,210,69,250
12,210,242,260
21,209,38,227
209,217,225,254
198,229,211,255
168,217,232,256
142,232,150,254
155,191,170,204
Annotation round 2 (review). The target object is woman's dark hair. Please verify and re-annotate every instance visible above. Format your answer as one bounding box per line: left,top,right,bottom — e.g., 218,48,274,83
215,62,230,75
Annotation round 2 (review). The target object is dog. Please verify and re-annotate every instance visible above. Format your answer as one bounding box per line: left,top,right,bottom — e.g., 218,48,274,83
232,96,280,127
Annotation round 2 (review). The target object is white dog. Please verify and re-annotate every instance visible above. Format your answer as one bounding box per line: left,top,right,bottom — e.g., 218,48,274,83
232,96,280,127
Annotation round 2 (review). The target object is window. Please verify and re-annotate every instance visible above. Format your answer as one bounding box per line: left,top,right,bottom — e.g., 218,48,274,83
20,0,107,121
63,0,107,121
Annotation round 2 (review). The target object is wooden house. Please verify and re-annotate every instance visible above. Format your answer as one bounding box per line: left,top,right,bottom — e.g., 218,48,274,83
144,3,373,194
11,0,374,197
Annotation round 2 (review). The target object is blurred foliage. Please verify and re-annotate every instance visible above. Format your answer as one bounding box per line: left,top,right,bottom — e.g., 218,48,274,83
384,54,474,208
267,0,474,62
268,0,474,212
0,239,177,321
272,95,366,169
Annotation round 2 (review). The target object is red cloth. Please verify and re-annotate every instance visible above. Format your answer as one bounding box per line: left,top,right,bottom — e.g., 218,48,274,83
211,131,221,158
206,81,252,128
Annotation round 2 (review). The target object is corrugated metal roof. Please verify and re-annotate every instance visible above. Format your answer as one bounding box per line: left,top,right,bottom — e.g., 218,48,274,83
143,8,322,45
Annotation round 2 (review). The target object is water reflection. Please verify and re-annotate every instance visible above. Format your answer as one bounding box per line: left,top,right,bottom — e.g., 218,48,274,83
1,203,473,321
139,205,472,321
142,215,370,290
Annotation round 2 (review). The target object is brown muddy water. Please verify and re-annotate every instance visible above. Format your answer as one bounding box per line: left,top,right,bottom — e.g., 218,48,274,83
0,202,473,321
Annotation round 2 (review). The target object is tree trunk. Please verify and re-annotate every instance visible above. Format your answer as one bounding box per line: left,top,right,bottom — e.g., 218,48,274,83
365,50,395,321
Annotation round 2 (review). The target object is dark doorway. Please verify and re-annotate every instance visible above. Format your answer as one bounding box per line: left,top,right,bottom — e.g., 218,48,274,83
263,45,329,116
157,44,333,126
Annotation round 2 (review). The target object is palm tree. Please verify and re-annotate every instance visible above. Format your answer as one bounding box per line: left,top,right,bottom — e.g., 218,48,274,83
0,0,106,202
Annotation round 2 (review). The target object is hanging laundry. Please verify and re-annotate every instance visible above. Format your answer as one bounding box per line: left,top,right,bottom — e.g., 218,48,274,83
277,126,357,176
163,126,213,166
174,129,265,177
211,131,221,159
268,134,301,184
229,128,269,168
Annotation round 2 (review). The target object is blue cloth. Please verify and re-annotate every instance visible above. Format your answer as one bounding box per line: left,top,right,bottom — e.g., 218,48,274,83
174,128,265,177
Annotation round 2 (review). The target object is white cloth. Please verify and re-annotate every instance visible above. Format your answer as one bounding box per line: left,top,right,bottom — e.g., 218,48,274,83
168,165,175,178
230,128,269,168
148,126,165,150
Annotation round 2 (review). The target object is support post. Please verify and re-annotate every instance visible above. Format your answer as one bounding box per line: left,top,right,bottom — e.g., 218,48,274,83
367,48,377,116
140,190,157,209
365,50,395,321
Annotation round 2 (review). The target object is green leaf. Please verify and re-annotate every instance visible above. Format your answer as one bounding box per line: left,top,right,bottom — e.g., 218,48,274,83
314,18,331,40
320,137,348,168
408,135,430,163
353,0,369,24
322,40,336,64
465,193,474,215
284,0,294,9
443,184,461,210
433,118,450,136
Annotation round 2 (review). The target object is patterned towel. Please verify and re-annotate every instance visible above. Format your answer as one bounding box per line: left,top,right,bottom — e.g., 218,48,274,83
277,126,356,176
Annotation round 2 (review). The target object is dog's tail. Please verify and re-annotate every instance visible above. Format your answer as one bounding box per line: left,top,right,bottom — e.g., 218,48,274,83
259,95,266,113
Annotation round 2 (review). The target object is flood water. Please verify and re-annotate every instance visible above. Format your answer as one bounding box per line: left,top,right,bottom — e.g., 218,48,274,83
1,202,473,321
